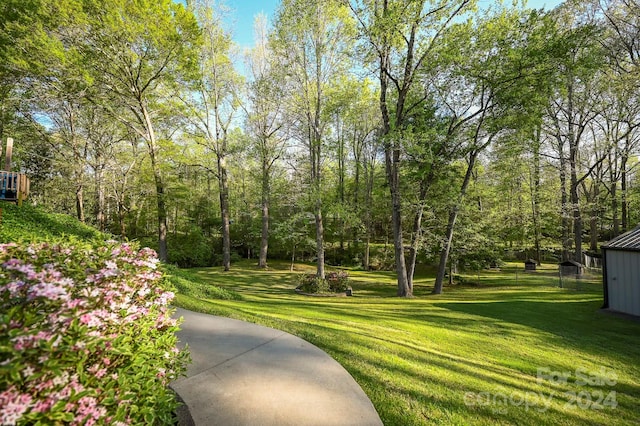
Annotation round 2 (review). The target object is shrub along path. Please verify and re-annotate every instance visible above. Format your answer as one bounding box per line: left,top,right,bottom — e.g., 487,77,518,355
170,307,383,425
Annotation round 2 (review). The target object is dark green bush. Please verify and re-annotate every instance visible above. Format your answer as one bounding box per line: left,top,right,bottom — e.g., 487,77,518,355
326,271,350,292
296,274,329,293
296,271,350,294
166,228,214,267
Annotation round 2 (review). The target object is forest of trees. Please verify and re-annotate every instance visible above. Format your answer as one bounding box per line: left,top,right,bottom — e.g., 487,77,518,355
1,0,639,296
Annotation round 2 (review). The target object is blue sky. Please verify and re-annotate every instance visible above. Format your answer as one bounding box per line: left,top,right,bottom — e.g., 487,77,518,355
225,0,565,48
225,0,280,47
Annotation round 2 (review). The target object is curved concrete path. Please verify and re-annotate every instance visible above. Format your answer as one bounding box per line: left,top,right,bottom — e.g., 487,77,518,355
170,308,383,426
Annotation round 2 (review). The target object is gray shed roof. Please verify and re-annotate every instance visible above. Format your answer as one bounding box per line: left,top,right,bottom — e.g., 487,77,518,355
602,225,640,251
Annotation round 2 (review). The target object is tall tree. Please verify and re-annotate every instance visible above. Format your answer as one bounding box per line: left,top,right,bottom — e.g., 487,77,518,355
245,14,288,268
599,0,640,234
545,2,606,262
272,0,354,279
429,7,556,293
82,0,200,262
348,0,473,296
182,0,241,271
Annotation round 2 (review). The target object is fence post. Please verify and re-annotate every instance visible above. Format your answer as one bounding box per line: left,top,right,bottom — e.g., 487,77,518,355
4,138,13,172
559,269,563,288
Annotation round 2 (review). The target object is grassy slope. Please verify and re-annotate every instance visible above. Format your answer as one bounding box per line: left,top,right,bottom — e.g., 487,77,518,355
0,202,104,242
176,261,640,426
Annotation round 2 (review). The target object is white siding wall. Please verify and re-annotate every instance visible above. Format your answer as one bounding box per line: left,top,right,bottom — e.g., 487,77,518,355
606,250,640,316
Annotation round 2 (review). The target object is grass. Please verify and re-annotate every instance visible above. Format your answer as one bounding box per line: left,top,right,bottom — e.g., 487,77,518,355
173,261,640,426
0,202,105,243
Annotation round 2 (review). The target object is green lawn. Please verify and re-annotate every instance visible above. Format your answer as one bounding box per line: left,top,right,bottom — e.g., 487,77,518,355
172,261,640,426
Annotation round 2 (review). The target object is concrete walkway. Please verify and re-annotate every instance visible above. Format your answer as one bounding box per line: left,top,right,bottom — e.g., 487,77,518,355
170,308,383,426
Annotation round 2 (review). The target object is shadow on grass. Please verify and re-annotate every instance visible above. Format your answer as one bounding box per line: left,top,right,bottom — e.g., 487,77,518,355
438,300,640,363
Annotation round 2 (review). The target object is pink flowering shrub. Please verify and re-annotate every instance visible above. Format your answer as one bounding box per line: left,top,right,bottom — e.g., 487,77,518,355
0,241,189,425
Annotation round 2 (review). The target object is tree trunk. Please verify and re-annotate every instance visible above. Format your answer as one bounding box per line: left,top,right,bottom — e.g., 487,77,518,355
95,166,105,232
589,212,598,252
379,43,410,297
315,204,325,279
218,153,231,271
559,148,570,261
141,103,168,262
570,162,582,264
150,160,168,262
75,183,85,224
353,136,361,253
407,179,429,290
259,157,270,268
588,178,600,252
337,114,346,253
312,124,325,279
363,155,375,271
531,127,542,265
387,146,410,296
151,162,168,262
118,199,127,238
364,237,371,271
433,150,479,294
70,110,85,224
568,134,582,264
621,152,628,233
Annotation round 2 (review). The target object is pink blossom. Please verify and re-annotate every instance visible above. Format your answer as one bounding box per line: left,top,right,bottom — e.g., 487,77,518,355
0,242,18,252
52,372,69,387
32,398,54,413
27,282,69,301
35,330,53,341
65,298,86,309
101,268,119,278
34,379,54,392
0,242,184,424
22,366,35,378
2,280,26,297
0,388,32,426
80,313,102,328
156,291,175,306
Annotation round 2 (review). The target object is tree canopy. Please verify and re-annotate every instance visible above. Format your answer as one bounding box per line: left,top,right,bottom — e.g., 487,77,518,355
3,0,640,292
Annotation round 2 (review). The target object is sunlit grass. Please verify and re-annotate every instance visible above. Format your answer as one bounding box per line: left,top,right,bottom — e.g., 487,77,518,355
172,260,640,425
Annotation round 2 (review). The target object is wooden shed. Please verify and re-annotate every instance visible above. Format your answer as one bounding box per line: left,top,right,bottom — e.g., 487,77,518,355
559,260,583,277
524,259,537,271
602,226,640,317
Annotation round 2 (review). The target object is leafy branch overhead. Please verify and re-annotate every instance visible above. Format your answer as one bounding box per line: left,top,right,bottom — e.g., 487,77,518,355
1,0,638,284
